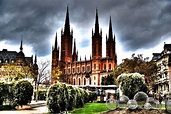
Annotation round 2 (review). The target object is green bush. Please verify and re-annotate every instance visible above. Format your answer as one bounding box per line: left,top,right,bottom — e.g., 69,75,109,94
13,80,33,107
47,82,96,113
0,82,8,105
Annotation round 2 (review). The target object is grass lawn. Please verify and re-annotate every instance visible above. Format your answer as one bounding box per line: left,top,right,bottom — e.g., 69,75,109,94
70,103,108,114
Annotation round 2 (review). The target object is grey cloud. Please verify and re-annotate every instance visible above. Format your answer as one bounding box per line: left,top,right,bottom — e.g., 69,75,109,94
0,0,170,57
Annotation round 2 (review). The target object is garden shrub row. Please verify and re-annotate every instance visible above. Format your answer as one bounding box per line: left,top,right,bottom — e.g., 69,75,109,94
47,82,97,113
0,80,33,108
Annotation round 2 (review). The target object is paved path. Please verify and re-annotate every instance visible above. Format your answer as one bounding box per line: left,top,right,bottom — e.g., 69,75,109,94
0,101,49,114
0,106,49,114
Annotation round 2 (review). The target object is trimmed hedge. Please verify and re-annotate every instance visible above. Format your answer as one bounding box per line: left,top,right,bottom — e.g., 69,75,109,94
0,80,33,108
47,82,97,113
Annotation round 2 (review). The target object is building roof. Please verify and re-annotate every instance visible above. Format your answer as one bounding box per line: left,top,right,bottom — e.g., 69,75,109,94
164,44,171,51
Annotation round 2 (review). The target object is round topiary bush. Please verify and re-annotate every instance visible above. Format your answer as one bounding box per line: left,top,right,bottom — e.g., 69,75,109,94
13,80,33,107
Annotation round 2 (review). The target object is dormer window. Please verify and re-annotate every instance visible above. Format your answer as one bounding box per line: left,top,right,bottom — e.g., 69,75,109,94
5,59,8,63
11,59,14,63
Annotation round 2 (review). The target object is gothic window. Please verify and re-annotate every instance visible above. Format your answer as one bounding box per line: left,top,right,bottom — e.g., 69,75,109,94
82,66,85,72
77,67,80,72
84,78,86,85
104,64,106,70
89,78,91,85
109,64,111,70
68,68,70,74
99,64,100,70
94,76,96,80
73,79,75,85
94,64,96,70
72,68,75,73
79,78,81,85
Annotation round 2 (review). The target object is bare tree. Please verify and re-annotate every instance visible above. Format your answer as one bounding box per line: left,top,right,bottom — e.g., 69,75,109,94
35,60,50,102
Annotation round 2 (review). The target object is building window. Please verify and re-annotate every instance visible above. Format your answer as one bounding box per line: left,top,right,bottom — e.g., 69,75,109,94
68,68,70,74
99,64,100,70
73,79,75,85
109,64,111,70
89,78,91,85
104,64,106,70
5,59,8,63
77,67,80,72
84,78,86,85
94,64,96,70
72,68,75,73
79,78,81,85
11,59,14,63
82,66,85,72
94,76,96,80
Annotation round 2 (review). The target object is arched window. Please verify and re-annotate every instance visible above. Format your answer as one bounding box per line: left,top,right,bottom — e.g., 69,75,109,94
79,78,81,85
73,79,76,85
89,78,91,85
84,78,86,85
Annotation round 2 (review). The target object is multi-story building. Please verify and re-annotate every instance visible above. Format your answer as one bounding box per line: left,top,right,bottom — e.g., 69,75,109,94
0,40,38,83
152,43,171,96
52,7,117,85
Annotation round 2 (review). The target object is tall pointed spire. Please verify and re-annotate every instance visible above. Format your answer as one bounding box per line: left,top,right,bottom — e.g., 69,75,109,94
20,39,23,51
109,16,113,40
54,32,58,50
34,54,37,64
73,38,76,54
64,6,70,35
94,8,99,35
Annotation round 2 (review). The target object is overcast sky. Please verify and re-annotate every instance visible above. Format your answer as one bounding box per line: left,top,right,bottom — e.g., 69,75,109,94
0,0,171,64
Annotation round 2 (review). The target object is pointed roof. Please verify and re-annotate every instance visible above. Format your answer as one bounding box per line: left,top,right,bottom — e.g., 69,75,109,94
73,38,76,54
20,39,23,51
94,9,99,35
34,54,37,64
64,6,70,35
54,32,58,50
108,16,113,40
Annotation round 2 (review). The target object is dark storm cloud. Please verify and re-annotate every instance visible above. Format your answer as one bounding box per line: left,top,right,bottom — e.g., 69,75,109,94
0,0,170,57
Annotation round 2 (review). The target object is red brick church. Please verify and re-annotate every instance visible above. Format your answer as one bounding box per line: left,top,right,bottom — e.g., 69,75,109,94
52,7,117,85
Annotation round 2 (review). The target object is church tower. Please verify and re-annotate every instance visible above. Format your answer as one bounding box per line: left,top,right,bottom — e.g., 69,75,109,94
106,16,117,66
52,33,59,71
106,17,116,59
61,6,73,63
92,9,102,72
72,38,78,62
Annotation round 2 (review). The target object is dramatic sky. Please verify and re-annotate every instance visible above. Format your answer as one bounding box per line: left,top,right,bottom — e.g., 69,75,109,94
0,0,171,64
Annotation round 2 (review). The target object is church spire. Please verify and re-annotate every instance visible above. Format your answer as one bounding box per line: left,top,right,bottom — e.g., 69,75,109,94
20,39,23,51
94,8,99,35
73,38,76,54
109,16,113,40
34,54,37,64
54,32,58,50
64,6,70,35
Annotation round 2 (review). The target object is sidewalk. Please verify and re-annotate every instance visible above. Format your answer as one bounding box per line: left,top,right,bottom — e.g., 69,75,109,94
30,100,47,108
0,101,49,114
15,100,47,110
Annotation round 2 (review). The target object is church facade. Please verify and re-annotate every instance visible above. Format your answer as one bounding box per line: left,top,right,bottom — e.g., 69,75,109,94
52,7,117,85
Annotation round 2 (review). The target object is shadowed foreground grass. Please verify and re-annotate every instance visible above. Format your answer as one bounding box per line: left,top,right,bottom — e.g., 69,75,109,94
70,103,108,114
